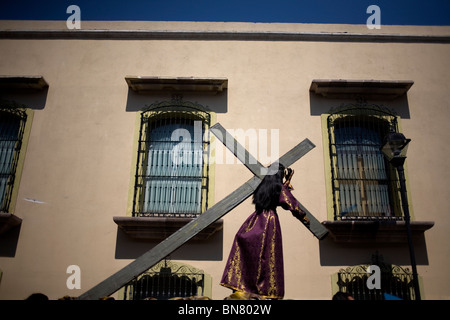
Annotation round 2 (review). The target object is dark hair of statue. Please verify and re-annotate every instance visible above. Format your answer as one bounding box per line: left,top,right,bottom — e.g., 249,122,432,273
252,163,285,214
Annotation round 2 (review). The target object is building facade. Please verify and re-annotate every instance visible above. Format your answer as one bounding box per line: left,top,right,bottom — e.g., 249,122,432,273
0,20,449,300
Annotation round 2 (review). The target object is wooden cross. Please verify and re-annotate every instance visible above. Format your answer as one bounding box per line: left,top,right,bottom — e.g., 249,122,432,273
78,123,328,300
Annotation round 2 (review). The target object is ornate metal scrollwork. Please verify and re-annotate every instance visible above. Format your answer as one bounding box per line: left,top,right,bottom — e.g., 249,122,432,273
336,253,415,300
123,259,206,300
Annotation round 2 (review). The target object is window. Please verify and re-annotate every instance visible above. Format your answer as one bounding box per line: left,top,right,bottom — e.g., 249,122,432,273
335,261,416,300
132,101,211,218
326,104,404,220
0,107,28,213
121,260,209,300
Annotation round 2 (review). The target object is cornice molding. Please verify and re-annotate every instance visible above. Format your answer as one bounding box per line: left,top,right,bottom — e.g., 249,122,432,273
1,29,450,43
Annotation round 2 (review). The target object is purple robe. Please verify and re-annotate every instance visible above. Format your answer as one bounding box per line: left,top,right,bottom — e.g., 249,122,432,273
220,183,305,299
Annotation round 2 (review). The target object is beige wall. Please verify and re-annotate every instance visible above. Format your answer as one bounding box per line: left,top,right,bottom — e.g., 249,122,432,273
1,21,450,299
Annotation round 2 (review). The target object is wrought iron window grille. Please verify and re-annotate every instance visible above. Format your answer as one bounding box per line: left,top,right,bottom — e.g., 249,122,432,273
132,100,211,218
327,103,405,221
122,260,206,300
336,253,416,300
0,102,27,213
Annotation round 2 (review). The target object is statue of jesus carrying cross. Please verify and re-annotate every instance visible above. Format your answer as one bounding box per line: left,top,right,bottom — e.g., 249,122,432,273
220,163,310,299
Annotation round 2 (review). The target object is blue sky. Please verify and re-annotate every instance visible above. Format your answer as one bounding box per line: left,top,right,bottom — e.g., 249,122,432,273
0,0,449,25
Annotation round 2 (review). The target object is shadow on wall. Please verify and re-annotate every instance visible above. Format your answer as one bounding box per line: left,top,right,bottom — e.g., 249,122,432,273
0,224,21,257
309,92,411,119
125,88,228,113
114,226,223,261
0,87,49,110
318,234,430,267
